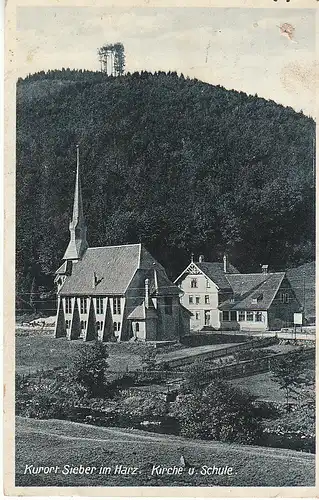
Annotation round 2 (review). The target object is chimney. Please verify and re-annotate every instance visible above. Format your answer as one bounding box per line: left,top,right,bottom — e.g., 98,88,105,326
145,278,150,308
199,255,204,263
261,265,268,274
223,254,228,273
191,253,194,263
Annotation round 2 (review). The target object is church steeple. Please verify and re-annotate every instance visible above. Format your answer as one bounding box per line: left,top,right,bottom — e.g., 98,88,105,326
63,145,88,262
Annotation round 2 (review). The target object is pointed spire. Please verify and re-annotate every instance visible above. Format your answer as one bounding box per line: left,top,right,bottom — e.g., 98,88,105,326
71,145,85,227
63,145,88,262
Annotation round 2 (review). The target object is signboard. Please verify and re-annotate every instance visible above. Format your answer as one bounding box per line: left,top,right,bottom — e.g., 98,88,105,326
294,313,303,326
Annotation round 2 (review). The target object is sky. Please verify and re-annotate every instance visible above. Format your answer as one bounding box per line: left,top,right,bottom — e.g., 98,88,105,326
16,7,317,116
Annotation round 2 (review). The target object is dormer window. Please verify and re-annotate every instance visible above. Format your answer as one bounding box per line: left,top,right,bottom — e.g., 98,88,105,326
252,293,263,304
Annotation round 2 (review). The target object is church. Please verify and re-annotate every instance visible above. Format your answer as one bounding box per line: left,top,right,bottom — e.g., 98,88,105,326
54,147,191,342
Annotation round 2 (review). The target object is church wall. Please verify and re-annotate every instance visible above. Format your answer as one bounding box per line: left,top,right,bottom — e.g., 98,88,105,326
156,295,181,341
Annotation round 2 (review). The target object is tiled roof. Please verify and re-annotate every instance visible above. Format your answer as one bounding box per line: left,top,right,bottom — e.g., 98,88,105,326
59,244,180,297
127,301,158,320
196,262,239,290
220,272,286,311
60,244,141,295
55,260,72,275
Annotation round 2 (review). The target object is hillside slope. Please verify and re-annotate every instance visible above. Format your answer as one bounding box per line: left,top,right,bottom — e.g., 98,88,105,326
16,70,315,300
287,261,315,321
15,416,315,487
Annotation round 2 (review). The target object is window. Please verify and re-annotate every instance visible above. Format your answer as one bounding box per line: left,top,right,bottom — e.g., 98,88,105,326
80,320,87,330
113,297,121,315
255,311,263,322
205,295,210,304
195,296,200,305
96,297,104,314
280,293,289,304
135,322,139,332
96,321,103,331
80,297,87,314
247,311,254,321
164,297,173,315
65,320,71,329
195,312,200,320
114,322,121,332
190,278,198,288
230,311,237,321
222,311,229,321
189,295,193,304
238,311,245,321
65,297,72,314
206,280,210,288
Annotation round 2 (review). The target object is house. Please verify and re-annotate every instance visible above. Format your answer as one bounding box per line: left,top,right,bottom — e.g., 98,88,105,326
174,255,302,332
54,147,191,342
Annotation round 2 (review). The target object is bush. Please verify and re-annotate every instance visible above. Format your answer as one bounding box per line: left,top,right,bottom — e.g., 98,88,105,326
70,341,109,398
15,373,84,419
184,361,211,391
171,380,263,444
116,393,167,419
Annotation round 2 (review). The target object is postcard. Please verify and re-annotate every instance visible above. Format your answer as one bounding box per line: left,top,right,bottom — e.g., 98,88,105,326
4,0,318,496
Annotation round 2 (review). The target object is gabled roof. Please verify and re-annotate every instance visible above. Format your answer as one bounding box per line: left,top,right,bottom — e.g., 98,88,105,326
174,261,239,290
60,244,141,296
197,262,239,290
220,272,286,311
59,243,180,297
55,260,72,275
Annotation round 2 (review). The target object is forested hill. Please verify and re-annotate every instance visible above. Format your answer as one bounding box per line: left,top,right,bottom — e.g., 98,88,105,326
16,69,315,299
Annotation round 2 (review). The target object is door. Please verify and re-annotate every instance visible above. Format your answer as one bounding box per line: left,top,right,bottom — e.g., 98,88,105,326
204,310,210,326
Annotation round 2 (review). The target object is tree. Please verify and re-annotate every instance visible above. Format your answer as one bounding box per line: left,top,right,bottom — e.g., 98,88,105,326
71,341,109,398
171,379,262,444
271,350,307,410
113,42,125,76
98,43,125,76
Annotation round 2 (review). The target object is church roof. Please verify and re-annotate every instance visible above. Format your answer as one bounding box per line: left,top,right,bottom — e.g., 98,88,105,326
59,243,180,297
60,244,140,295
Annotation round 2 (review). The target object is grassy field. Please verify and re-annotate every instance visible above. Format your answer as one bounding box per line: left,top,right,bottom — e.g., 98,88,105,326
230,373,287,402
15,335,144,375
231,355,315,403
15,417,315,487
